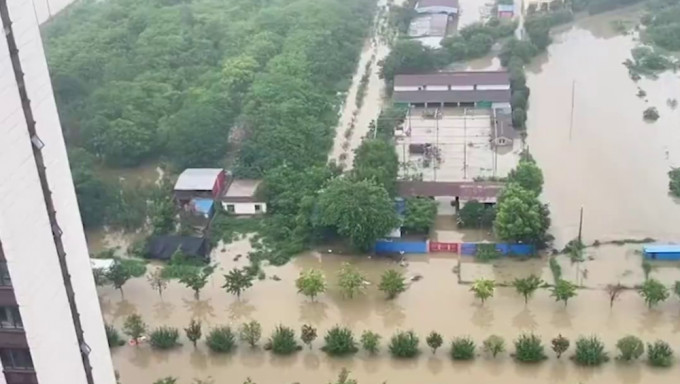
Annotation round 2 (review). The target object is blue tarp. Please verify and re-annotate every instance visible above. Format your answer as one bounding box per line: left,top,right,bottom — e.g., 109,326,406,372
192,198,214,218
462,243,535,256
375,240,427,254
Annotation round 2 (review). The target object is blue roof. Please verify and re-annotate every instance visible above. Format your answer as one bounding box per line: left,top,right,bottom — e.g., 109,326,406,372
192,198,214,215
642,244,680,253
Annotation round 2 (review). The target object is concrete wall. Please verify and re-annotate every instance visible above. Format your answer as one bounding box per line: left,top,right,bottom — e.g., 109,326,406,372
222,202,268,215
415,5,458,14
0,1,116,383
478,84,511,90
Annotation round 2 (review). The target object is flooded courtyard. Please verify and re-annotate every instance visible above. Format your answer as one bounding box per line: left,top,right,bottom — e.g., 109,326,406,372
103,238,680,384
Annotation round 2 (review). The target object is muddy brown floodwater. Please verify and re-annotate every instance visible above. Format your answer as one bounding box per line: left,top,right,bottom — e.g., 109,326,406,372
100,7,680,384
103,238,680,384
526,9,680,247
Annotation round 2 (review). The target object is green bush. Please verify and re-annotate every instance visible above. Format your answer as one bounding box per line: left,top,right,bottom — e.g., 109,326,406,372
573,336,609,366
149,327,180,350
647,340,673,367
389,331,420,358
321,326,358,356
483,335,505,358
450,337,476,360
268,325,301,355
105,324,125,347
361,331,381,354
616,336,644,361
514,334,547,363
206,326,237,353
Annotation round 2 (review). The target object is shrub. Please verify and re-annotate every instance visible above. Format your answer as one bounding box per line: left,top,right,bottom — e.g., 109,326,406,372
184,319,202,347
426,331,443,354
514,334,547,363
361,331,381,354
206,326,237,353
268,325,301,355
123,314,146,345
105,324,124,347
450,337,476,360
573,336,609,366
647,340,673,367
149,327,180,350
616,336,644,361
239,320,262,348
551,334,570,358
301,324,318,349
483,335,505,358
322,326,358,356
389,330,420,358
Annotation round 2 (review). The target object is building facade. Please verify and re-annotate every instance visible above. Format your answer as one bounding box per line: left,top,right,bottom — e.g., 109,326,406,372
0,1,116,384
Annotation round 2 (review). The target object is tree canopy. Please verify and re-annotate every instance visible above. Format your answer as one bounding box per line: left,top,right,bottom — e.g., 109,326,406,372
493,183,551,244
351,139,399,195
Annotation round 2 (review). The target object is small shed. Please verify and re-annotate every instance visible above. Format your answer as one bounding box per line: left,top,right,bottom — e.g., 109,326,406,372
642,245,680,261
497,4,515,18
174,168,226,204
190,198,215,219
145,235,211,262
491,112,517,147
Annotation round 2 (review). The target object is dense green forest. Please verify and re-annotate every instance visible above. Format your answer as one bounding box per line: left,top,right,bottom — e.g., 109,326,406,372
44,0,375,229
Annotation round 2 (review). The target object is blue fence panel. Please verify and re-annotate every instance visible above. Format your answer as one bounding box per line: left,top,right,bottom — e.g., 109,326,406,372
374,240,427,254
492,243,535,256
460,243,477,255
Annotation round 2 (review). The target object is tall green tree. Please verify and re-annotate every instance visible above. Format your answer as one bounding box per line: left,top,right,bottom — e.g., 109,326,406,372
470,278,495,305
295,269,326,300
379,40,439,83
493,183,550,244
106,261,132,298
402,197,437,233
507,158,544,195
351,139,399,194
317,178,400,252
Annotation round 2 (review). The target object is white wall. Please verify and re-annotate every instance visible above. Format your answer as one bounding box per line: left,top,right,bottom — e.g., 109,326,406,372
33,0,78,24
1,1,116,383
394,86,420,91
477,84,511,90
222,202,268,215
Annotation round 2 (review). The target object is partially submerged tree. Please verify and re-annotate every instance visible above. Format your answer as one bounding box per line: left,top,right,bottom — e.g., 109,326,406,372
321,326,358,356
514,333,547,363
550,279,578,307
147,269,168,299
483,335,505,358
179,265,215,300
426,331,443,354
123,314,146,345
222,267,255,299
512,275,544,304
296,269,326,301
378,269,407,299
450,337,476,360
616,335,644,361
551,334,570,359
361,331,381,354
389,330,420,358
402,197,437,233
573,336,609,366
606,283,625,308
470,278,495,305
184,319,202,348
301,324,318,349
338,263,366,299
106,261,132,298
647,340,673,367
638,278,669,309
239,320,262,348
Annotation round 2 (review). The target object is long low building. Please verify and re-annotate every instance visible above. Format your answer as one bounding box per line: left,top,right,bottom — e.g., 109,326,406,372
415,0,459,15
393,71,511,110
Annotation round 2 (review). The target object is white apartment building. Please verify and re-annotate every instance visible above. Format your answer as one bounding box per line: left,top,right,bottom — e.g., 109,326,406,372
0,0,116,383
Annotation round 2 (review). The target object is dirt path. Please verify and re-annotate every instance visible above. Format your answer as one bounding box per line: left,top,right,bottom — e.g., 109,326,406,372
329,0,404,169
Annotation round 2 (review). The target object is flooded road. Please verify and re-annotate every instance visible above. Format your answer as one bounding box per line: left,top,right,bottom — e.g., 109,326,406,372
526,9,680,247
103,239,680,384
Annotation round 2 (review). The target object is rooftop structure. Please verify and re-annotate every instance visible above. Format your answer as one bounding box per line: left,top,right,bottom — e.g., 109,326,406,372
397,181,504,203
393,71,511,107
145,236,211,261
415,0,459,14
221,179,267,215
491,111,517,146
408,13,449,37
174,168,224,191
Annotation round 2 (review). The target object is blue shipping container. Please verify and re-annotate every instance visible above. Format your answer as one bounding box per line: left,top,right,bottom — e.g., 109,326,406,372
374,240,427,254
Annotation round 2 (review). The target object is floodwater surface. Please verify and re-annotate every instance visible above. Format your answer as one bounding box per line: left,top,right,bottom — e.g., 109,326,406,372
103,239,680,384
526,10,680,247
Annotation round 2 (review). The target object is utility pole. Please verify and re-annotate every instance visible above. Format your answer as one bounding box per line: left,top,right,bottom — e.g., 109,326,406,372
434,106,439,181
463,108,468,179
577,206,584,244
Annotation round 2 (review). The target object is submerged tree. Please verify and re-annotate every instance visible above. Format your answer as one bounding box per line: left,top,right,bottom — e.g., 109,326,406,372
301,324,318,349
338,263,366,299
239,320,262,348
361,331,381,354
470,278,495,305
184,319,202,348
222,267,254,299
123,314,146,345
378,269,407,299
616,335,644,361
296,269,326,301
638,278,669,309
483,335,505,358
426,331,443,354
550,279,578,307
512,275,544,304
180,265,215,300
147,269,168,299
106,261,131,298
606,283,625,308
551,334,570,359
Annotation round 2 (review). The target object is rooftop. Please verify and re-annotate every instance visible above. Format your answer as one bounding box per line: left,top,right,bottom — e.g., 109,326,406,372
224,179,262,198
397,181,504,202
408,14,449,37
642,244,680,253
416,0,460,8
492,112,518,140
174,168,222,191
394,71,510,87
393,89,511,103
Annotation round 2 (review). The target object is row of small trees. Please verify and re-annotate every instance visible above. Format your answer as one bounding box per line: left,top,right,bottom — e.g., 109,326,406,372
111,316,676,368
469,274,680,310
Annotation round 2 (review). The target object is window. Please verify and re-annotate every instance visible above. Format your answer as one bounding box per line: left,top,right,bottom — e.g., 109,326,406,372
0,307,22,329
254,204,262,212
0,262,11,287
226,204,235,213
0,349,33,370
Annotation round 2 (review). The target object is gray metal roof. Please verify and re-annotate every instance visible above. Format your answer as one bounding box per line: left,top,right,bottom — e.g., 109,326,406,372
393,89,510,104
394,71,509,87
417,0,460,8
174,168,222,191
492,112,518,140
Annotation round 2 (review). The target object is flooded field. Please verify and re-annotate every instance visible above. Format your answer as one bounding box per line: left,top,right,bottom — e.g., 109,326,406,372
103,238,680,384
526,9,680,247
